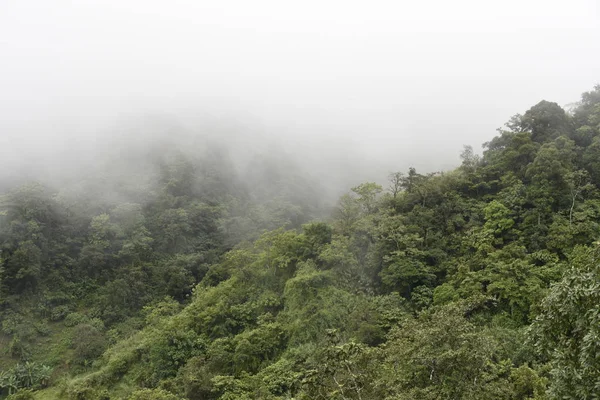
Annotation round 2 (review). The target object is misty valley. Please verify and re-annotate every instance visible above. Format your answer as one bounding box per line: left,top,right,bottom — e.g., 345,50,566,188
0,86,599,399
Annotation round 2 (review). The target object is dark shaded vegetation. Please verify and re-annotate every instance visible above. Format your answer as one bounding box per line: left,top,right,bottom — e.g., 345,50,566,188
1,85,600,399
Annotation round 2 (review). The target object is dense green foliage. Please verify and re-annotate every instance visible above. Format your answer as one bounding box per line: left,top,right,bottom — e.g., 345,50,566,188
1,85,600,399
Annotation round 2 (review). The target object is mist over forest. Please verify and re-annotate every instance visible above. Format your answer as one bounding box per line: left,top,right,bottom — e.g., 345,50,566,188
2,1,600,400
2,0,599,187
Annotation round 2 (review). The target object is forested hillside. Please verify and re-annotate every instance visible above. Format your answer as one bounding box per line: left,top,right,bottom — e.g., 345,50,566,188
1,85,600,399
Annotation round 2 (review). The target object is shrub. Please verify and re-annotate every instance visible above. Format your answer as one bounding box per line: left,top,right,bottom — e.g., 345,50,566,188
128,388,181,400
71,324,107,366
64,312,89,327
33,321,51,336
6,389,35,400
50,305,70,322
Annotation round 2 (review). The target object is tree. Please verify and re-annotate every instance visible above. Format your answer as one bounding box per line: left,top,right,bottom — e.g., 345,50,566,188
300,331,379,400
460,145,481,173
334,194,361,235
565,169,593,226
379,301,513,399
351,183,383,214
530,245,600,399
388,172,404,199
572,84,600,131
520,101,572,143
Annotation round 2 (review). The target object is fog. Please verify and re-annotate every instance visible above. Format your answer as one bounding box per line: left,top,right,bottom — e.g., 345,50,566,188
1,0,599,195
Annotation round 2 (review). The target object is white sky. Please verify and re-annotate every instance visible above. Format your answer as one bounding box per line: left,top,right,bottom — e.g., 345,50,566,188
1,0,599,179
